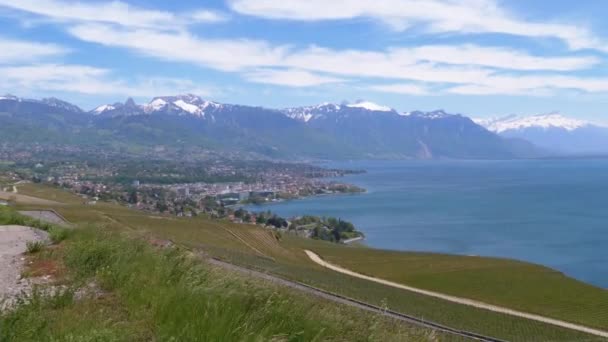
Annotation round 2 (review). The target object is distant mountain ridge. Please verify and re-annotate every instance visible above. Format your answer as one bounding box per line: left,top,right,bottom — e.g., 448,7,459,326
0,94,538,159
476,113,608,155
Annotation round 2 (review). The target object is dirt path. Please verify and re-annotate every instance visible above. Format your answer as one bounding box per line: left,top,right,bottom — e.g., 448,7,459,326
19,210,71,226
305,250,608,338
0,191,61,205
0,225,48,311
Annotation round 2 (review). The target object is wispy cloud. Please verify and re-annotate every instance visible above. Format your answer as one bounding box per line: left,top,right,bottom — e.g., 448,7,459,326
369,83,430,95
0,37,68,63
0,0,227,29
190,10,229,23
452,74,608,95
229,0,608,52
64,23,608,95
400,45,600,71
245,69,345,87
68,24,286,71
0,0,606,99
0,64,212,97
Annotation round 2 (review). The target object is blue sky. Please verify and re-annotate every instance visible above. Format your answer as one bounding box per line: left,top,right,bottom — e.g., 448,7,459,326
1,0,608,123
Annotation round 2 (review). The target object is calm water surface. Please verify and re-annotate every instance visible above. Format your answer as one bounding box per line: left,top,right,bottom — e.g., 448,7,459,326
246,159,608,288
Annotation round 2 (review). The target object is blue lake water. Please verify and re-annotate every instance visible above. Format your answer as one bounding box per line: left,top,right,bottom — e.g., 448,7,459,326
246,159,608,288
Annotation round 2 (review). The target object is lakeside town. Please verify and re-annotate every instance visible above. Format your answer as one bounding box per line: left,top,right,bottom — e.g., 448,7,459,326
0,144,366,243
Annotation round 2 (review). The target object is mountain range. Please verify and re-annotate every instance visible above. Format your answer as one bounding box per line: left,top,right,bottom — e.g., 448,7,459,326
476,114,608,156
0,93,584,160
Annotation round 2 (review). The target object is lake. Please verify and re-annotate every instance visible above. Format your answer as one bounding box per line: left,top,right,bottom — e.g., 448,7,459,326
245,159,608,288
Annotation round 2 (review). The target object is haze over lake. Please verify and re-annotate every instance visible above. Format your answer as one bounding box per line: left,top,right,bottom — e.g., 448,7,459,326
246,159,608,288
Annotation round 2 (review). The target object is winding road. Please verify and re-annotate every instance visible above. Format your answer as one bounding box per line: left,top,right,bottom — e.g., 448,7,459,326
305,250,608,339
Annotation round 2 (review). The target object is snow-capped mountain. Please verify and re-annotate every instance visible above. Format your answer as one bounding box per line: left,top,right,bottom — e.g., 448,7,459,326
142,95,222,117
0,93,539,159
282,100,398,123
92,97,143,117
93,104,115,114
0,95,82,113
475,113,590,133
282,103,344,122
280,102,530,158
41,97,83,113
476,113,608,155
91,94,223,118
346,101,392,112
0,94,21,101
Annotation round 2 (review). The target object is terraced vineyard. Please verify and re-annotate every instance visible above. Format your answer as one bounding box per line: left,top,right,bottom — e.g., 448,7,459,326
300,241,608,330
9,183,608,341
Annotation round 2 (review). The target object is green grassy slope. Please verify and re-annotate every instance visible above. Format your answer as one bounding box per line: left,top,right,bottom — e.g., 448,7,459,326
7,183,607,341
1,225,436,342
301,241,608,330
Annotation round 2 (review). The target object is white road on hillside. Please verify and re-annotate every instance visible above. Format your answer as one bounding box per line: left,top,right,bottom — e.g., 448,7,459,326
305,250,608,338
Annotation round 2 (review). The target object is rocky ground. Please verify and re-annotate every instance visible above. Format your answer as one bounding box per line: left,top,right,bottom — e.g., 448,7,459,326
0,225,48,310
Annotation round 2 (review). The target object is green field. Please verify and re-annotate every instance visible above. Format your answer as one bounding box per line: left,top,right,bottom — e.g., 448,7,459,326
7,183,608,341
299,240,608,330
1,224,438,341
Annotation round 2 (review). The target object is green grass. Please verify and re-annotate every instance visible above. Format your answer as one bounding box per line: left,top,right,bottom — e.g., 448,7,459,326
205,243,602,342
7,183,608,341
48,226,70,244
16,183,84,205
25,240,44,254
0,205,57,232
1,227,437,342
296,240,608,330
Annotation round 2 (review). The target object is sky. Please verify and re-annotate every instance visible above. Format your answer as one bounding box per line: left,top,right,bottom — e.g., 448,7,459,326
1,0,608,123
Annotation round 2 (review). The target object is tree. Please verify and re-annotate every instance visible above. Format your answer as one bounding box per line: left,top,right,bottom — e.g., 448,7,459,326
128,190,138,204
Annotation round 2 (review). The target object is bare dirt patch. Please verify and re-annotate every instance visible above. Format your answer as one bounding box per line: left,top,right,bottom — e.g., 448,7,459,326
0,225,49,310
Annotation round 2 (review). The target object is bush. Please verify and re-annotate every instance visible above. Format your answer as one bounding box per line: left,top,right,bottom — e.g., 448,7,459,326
26,241,44,254
48,227,70,244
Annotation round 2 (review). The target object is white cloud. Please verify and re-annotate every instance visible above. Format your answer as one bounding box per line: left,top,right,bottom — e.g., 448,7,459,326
482,74,608,93
0,0,176,28
230,0,608,52
282,46,492,83
0,64,212,97
369,83,430,95
0,0,227,29
1,1,605,98
447,84,552,96
64,24,608,94
0,37,68,63
190,10,228,23
448,73,608,96
401,45,599,71
245,69,345,87
68,24,287,72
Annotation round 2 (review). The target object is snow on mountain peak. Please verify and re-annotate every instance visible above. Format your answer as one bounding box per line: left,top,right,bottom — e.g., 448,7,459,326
93,104,115,114
145,98,168,112
477,113,590,133
142,95,222,117
173,99,203,115
282,102,342,122
346,101,392,112
0,94,20,101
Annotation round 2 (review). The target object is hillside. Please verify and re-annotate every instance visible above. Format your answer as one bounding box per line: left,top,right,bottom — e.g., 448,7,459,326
1,183,606,341
0,211,434,341
0,95,537,160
